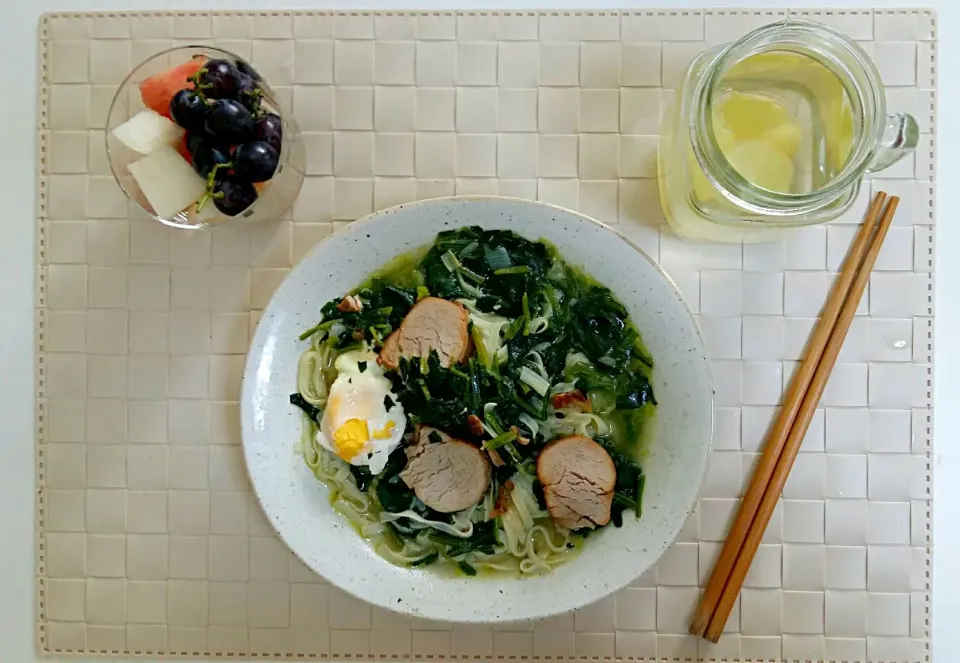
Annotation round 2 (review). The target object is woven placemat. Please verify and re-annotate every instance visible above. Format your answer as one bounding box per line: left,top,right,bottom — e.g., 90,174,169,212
35,8,935,661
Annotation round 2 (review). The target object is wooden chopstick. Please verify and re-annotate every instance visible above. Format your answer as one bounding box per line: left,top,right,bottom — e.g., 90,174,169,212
697,194,900,641
701,194,899,641
688,191,890,638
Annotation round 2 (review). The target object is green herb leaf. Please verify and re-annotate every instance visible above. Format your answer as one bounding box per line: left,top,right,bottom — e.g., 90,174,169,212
635,475,645,518
289,393,321,422
494,265,530,276
410,552,440,567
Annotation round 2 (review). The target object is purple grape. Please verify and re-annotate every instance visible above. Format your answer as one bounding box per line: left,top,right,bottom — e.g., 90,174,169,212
236,60,262,82
212,179,258,216
205,98,254,143
255,113,283,153
233,141,279,183
186,132,205,154
235,76,263,115
169,90,207,131
189,138,231,181
197,58,241,99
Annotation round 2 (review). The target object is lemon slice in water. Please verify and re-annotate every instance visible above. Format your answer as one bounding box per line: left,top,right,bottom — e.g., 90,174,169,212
724,140,796,193
713,91,803,158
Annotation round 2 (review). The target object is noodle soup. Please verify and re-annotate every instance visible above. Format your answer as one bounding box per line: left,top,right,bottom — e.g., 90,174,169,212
290,227,657,576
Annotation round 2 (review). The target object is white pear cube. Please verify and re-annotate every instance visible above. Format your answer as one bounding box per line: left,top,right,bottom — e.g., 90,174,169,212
111,109,184,155
128,145,207,219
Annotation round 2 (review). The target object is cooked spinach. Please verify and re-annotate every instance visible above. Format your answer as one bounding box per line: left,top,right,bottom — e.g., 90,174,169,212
373,449,418,513
421,227,553,317
433,520,499,557
596,435,645,526
289,393,321,422
349,465,374,492
564,356,656,410
310,278,418,349
410,552,440,567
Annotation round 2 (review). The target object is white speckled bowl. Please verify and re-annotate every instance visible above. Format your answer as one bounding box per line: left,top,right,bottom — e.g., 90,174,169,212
242,197,713,623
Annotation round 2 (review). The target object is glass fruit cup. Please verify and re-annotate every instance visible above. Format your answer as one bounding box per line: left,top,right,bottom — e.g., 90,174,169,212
106,45,305,229
658,19,919,242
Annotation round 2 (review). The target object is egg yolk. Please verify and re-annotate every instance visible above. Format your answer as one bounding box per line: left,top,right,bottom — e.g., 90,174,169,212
372,421,397,440
332,418,369,461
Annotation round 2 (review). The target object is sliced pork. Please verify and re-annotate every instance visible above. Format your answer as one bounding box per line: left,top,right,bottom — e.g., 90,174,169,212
536,435,616,530
379,297,471,370
400,426,491,513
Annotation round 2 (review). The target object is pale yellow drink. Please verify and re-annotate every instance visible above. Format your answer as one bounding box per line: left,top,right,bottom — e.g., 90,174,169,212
659,51,855,241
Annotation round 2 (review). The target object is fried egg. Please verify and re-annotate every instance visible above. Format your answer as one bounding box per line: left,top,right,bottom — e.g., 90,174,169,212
317,350,406,474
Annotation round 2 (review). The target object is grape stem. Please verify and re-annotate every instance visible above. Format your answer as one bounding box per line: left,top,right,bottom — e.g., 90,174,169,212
186,69,213,104
194,161,234,213
241,88,264,118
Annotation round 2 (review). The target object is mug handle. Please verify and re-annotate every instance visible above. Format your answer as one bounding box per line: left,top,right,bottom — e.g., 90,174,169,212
867,113,920,172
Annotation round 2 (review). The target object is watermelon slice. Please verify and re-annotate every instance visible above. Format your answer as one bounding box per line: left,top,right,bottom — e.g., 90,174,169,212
139,57,207,118
177,133,192,164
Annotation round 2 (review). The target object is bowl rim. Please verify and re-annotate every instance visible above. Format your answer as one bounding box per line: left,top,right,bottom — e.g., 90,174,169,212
241,195,715,623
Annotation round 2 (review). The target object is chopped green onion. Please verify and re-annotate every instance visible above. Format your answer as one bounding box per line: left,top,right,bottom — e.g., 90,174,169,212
484,245,512,270
298,323,324,341
484,430,517,450
511,394,540,418
458,264,485,285
484,406,507,435
636,475,645,518
494,265,529,276
471,325,491,368
441,250,460,273
416,285,430,301
441,250,485,285
519,365,550,397
458,560,477,576
456,272,483,298
521,292,531,336
502,441,522,464
518,413,540,440
504,317,524,341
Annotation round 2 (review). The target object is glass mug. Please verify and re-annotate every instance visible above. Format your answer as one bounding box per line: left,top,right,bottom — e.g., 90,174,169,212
658,19,919,242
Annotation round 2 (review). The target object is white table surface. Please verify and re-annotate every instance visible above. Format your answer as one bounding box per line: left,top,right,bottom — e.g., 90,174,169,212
1,1,955,661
